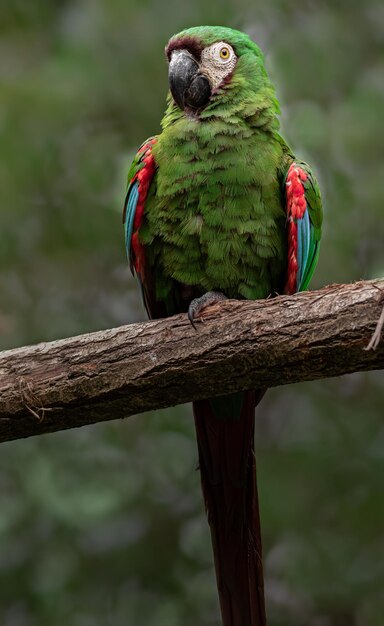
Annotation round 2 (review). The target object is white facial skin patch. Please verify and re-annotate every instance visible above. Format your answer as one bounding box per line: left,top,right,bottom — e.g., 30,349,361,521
200,42,237,90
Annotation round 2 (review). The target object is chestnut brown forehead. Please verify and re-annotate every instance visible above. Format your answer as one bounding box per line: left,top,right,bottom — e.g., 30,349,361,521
165,36,204,62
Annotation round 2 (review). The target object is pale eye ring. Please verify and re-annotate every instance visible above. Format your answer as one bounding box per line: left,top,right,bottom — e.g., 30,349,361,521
219,46,231,60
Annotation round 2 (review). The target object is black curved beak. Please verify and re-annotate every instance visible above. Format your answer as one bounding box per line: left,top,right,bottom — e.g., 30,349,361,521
168,50,211,111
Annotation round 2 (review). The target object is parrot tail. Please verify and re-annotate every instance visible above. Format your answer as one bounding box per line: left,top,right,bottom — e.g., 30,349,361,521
193,390,266,626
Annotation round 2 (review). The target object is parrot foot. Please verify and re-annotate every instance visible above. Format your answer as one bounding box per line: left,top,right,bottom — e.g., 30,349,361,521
188,291,227,330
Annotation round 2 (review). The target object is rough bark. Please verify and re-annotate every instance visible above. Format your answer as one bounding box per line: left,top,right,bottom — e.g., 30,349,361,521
0,279,383,444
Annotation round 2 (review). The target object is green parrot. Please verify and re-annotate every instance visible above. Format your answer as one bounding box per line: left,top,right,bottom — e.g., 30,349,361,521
123,26,322,626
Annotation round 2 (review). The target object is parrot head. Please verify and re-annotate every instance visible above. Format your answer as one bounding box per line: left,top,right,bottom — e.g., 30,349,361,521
165,26,270,114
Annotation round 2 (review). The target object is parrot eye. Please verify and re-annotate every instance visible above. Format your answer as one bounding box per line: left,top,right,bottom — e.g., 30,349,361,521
220,46,230,59
216,43,235,64
200,42,237,88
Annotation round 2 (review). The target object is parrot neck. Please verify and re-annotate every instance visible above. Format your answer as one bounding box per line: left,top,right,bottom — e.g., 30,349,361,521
161,57,280,135
161,91,279,135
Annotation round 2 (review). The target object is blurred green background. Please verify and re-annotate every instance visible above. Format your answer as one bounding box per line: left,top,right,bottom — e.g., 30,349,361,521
0,1,383,625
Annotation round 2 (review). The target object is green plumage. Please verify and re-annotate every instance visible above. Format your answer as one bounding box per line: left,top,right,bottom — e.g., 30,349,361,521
138,26,302,309
124,26,323,626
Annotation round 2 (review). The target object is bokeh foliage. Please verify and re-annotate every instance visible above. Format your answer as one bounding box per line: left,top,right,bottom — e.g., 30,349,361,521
0,1,383,625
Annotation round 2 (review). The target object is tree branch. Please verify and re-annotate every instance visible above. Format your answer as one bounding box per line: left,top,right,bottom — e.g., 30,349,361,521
0,279,383,443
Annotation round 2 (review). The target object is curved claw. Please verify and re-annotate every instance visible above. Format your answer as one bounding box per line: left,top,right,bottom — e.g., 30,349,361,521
188,307,198,331
187,291,228,330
